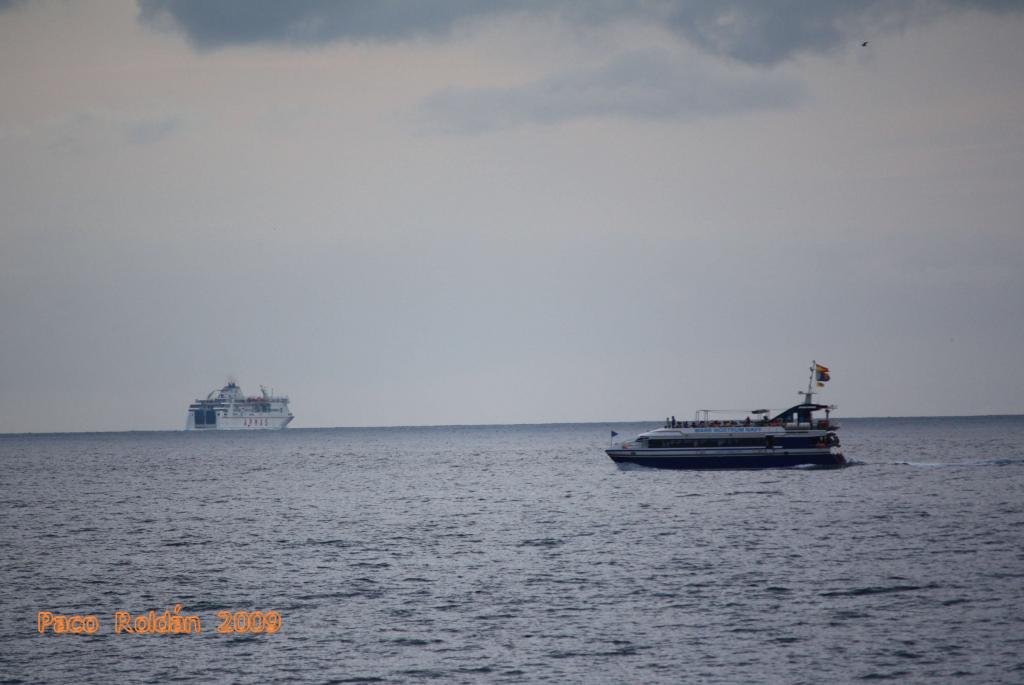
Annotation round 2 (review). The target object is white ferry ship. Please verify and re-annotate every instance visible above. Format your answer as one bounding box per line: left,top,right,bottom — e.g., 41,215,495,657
186,380,293,430
607,363,845,469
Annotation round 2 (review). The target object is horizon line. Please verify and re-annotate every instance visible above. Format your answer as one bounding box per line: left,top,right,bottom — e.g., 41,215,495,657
3,412,1024,437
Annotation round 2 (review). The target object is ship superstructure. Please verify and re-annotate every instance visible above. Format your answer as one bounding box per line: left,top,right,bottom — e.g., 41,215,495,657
186,380,293,430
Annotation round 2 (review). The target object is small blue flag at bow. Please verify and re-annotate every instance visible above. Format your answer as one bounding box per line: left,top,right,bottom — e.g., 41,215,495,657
611,431,619,437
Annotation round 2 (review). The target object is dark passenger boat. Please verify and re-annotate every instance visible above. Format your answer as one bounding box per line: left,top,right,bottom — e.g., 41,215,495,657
607,362,845,469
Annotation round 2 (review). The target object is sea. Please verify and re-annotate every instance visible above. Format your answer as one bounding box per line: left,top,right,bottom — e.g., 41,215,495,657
2,416,1023,684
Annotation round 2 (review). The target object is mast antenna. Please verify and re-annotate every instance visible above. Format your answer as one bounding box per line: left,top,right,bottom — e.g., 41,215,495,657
804,360,816,404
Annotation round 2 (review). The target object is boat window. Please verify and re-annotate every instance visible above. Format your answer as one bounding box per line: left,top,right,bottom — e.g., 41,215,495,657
646,437,767,448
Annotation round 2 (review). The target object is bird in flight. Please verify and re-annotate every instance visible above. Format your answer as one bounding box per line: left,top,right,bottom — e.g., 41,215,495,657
862,41,869,47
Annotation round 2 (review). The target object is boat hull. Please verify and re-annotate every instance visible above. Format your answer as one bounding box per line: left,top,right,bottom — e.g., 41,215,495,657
607,448,845,469
185,415,293,430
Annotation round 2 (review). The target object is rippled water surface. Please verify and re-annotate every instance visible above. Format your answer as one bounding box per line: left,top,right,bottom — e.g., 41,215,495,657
2,417,1024,683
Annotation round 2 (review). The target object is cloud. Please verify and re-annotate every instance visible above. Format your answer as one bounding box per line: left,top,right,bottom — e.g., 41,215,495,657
122,116,182,145
2,107,183,152
420,50,804,133
138,0,1024,64
136,0,522,50
653,0,1024,65
38,111,184,155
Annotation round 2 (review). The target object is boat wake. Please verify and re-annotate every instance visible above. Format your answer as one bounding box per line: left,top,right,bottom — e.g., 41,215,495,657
873,457,1024,468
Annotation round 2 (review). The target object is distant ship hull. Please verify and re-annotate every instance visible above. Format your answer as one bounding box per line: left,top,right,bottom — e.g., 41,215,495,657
187,415,293,431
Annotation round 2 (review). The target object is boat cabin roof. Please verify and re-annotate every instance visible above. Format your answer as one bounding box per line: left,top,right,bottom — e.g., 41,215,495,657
639,425,784,438
770,402,831,423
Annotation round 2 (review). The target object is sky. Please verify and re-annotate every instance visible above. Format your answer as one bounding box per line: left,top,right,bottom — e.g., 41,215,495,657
1,0,1023,432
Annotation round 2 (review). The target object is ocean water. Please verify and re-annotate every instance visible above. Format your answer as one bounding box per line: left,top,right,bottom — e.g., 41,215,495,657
2,416,1023,684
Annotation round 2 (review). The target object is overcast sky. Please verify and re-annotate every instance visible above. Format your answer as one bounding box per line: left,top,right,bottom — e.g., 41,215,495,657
1,0,1023,432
